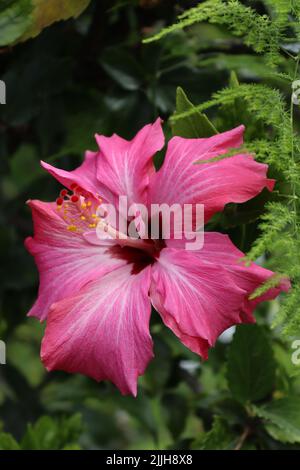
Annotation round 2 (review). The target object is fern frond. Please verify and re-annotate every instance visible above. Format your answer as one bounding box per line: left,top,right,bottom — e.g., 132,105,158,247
171,84,289,131
245,202,294,262
144,0,286,66
249,273,289,300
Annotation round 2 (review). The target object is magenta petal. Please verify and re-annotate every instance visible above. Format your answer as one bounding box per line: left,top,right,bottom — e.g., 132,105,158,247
149,125,274,223
41,150,100,195
95,118,164,207
150,247,248,359
25,200,125,321
162,233,290,345
192,232,290,316
41,265,153,396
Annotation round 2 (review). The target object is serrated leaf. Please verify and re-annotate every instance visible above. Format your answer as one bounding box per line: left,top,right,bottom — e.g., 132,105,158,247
192,416,236,450
21,414,83,450
171,87,217,138
0,432,20,450
227,324,276,403
253,397,300,444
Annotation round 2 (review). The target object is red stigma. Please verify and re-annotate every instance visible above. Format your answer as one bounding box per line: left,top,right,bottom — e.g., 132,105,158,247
60,189,68,197
71,195,79,203
56,197,63,206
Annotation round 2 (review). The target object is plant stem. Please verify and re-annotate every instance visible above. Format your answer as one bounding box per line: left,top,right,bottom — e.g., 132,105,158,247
234,426,251,450
290,54,299,238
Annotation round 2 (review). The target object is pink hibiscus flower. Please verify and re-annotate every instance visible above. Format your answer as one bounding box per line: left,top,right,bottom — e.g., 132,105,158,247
25,119,289,396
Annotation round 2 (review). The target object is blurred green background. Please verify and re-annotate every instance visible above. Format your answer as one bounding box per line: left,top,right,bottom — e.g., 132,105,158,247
0,0,300,450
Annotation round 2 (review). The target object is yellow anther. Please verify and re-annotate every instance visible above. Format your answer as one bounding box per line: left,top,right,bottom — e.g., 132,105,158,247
80,215,86,221
67,225,77,232
92,214,97,218
87,201,92,207
81,203,87,209
88,223,96,228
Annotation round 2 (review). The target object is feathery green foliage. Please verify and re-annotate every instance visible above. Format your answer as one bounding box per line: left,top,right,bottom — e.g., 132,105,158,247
144,0,300,66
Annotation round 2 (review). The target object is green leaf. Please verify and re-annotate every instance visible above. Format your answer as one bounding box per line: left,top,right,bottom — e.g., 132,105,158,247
227,324,276,403
229,70,240,88
101,49,143,91
0,0,91,46
0,1,33,46
142,336,172,392
171,87,218,138
10,144,42,187
7,321,45,387
2,144,43,200
162,393,189,440
21,416,57,450
0,432,20,450
192,416,236,450
21,414,83,450
22,0,92,42
253,397,300,444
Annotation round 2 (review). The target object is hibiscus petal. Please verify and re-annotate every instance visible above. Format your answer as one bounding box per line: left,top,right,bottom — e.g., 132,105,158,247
41,150,100,195
95,118,164,207
190,232,290,319
149,125,274,224
41,265,153,396
25,200,125,321
155,232,290,358
150,247,248,359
